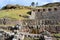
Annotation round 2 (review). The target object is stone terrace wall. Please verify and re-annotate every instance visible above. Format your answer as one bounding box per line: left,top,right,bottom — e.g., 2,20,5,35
20,19,60,33
29,6,60,33
30,6,60,20
0,18,20,25
45,25,60,33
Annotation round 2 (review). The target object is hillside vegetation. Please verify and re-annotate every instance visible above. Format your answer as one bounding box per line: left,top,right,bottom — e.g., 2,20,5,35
40,2,60,7
0,4,31,20
0,2,60,20
0,9,30,20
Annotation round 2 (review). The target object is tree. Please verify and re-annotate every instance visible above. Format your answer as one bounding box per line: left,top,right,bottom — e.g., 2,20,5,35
36,2,38,6
31,2,35,6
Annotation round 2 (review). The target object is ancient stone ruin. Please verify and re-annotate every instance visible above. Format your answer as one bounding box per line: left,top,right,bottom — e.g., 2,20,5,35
21,6,60,33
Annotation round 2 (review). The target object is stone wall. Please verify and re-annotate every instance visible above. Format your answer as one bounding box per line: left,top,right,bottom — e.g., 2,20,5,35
28,6,60,33
21,19,60,33
30,6,60,20
21,19,59,26
45,25,60,33
0,18,20,25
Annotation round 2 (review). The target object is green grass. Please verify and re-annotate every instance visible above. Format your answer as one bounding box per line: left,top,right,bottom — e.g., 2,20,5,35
0,9,30,20
53,33,60,40
24,37,34,40
24,37,40,40
54,33,60,37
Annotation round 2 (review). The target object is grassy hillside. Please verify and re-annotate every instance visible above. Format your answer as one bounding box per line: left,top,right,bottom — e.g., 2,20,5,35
0,9,30,20
0,2,60,20
40,2,60,7
37,2,60,7
0,4,32,20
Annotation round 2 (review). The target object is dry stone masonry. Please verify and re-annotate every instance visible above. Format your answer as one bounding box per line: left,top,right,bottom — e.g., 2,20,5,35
21,6,60,33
